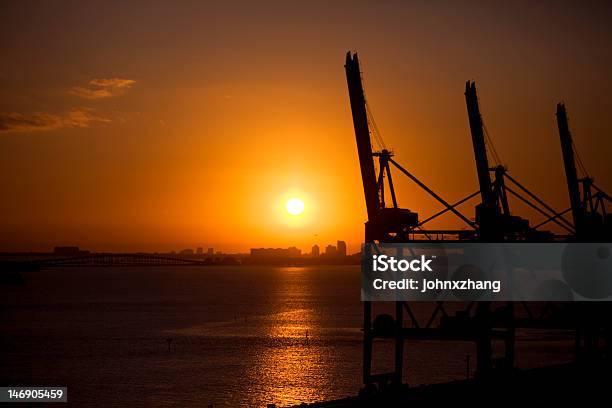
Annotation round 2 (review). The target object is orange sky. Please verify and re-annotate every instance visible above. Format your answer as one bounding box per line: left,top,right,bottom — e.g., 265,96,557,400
1,1,611,253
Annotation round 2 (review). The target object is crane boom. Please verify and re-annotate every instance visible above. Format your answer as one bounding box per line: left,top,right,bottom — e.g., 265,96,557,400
465,81,494,208
345,52,379,222
556,103,583,231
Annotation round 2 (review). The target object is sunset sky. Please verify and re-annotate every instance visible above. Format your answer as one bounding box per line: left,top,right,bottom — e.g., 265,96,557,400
1,1,611,253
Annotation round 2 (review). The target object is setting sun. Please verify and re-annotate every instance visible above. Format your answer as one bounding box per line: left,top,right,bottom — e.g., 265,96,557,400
285,198,305,216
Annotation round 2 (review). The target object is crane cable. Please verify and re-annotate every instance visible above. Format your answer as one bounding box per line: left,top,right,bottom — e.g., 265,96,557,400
482,123,502,166
359,68,387,151
572,140,590,179
366,100,387,151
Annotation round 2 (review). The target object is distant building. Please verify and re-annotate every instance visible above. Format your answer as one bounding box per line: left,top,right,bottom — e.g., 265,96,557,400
311,244,320,257
179,248,194,256
250,247,302,258
207,248,214,256
196,247,203,255
287,246,301,257
337,240,347,257
325,244,337,257
53,246,88,257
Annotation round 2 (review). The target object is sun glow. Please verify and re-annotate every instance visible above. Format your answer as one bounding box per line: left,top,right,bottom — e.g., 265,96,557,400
274,190,315,230
285,198,305,216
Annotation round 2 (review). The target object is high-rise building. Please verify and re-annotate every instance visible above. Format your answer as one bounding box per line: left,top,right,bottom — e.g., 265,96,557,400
287,246,301,257
196,247,203,255
337,240,347,257
311,244,320,257
207,248,214,256
325,244,337,256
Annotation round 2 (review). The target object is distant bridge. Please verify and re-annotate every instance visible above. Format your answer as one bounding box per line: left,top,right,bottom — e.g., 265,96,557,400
37,254,210,267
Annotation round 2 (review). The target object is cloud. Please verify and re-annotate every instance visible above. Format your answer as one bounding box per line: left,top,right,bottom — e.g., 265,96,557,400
70,87,114,99
0,108,111,133
70,78,136,100
89,78,135,89
1,77,134,133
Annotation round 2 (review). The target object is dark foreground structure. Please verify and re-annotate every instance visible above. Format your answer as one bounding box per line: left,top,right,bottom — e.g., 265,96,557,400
287,53,612,407
289,361,611,407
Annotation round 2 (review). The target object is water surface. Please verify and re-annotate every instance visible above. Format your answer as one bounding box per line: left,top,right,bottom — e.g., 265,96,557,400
1,266,573,407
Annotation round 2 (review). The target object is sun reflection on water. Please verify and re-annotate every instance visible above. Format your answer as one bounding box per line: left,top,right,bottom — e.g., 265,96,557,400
167,266,362,407
245,269,328,407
